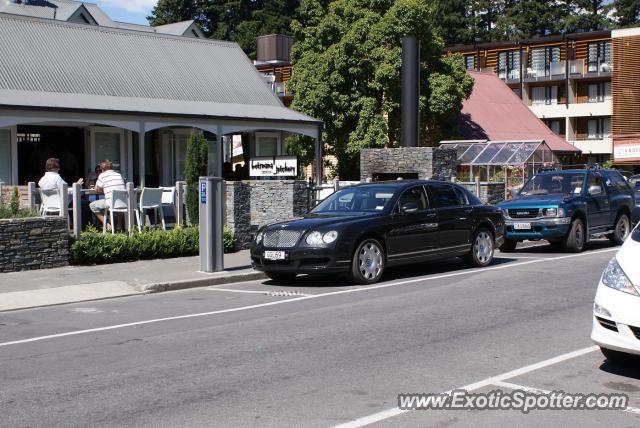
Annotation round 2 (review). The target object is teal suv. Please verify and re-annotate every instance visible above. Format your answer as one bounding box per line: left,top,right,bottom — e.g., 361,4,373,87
497,169,636,252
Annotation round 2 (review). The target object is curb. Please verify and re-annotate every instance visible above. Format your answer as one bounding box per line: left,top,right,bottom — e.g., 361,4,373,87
140,271,267,293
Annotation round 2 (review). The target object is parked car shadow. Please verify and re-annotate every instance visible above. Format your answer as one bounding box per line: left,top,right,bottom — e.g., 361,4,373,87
506,239,615,254
264,256,515,288
598,358,640,381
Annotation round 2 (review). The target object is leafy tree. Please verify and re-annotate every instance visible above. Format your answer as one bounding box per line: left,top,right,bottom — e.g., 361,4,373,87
184,131,208,225
432,0,475,46
288,0,473,179
563,0,612,32
612,0,640,27
148,0,300,58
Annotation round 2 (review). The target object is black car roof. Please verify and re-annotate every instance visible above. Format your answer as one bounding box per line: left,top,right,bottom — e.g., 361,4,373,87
349,180,457,190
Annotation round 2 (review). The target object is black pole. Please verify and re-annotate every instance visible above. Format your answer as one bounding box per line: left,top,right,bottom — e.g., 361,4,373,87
401,36,419,147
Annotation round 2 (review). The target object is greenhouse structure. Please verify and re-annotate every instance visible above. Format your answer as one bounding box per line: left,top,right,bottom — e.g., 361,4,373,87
440,140,559,201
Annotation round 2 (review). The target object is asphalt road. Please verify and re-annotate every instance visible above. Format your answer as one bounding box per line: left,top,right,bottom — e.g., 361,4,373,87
1,240,639,427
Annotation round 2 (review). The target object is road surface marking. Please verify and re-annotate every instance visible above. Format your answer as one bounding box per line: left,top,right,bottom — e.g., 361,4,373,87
492,380,551,394
333,346,599,428
206,288,312,297
0,248,616,349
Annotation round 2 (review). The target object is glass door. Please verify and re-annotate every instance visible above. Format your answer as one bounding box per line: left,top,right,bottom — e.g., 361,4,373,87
91,127,125,175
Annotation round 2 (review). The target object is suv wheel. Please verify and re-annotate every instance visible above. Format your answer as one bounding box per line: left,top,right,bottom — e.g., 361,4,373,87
464,228,494,267
350,238,385,285
563,218,585,253
609,213,630,246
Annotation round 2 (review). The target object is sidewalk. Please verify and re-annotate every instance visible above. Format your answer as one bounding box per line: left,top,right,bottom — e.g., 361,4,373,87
0,250,265,312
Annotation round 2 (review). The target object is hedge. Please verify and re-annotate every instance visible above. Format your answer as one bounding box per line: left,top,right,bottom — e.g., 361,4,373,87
70,226,236,265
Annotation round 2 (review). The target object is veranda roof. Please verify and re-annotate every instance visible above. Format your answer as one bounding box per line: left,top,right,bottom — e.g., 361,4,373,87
0,13,320,125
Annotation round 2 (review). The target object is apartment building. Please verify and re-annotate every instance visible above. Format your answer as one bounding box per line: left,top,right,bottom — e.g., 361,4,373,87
254,35,294,108
445,27,640,171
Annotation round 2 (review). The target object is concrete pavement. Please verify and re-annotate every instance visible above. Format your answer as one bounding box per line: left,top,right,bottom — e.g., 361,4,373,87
0,250,264,311
1,240,637,427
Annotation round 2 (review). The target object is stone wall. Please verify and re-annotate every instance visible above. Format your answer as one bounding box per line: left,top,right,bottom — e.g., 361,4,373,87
360,147,457,181
225,180,310,249
460,182,506,205
0,217,69,272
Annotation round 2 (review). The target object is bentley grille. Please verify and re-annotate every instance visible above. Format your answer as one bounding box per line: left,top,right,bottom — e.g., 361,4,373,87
263,229,303,248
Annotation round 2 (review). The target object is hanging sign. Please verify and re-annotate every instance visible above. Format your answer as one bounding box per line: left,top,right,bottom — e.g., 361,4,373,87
249,156,298,177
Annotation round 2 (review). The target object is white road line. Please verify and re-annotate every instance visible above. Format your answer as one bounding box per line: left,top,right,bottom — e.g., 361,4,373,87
206,288,313,297
0,248,616,349
492,381,551,394
334,346,599,428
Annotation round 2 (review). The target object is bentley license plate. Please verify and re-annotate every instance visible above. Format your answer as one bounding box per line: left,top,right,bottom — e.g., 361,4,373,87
264,251,286,260
514,222,532,230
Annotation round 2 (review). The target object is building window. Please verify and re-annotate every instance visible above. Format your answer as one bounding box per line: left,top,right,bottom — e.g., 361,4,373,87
547,120,562,135
464,55,475,70
587,41,612,73
531,86,558,105
587,118,611,139
530,46,560,77
498,50,520,80
0,129,11,184
587,82,610,103
255,132,281,157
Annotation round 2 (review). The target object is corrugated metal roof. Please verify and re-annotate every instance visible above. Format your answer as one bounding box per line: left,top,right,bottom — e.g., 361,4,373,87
154,20,196,36
457,71,579,153
112,20,155,33
82,2,114,26
0,13,319,124
0,1,79,20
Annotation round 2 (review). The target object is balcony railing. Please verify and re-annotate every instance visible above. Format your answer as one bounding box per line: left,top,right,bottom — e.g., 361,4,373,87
274,81,291,97
569,59,612,77
498,69,520,81
525,61,566,80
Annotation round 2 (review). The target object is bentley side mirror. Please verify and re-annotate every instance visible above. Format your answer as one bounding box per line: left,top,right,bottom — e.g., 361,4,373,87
401,202,419,213
588,185,602,196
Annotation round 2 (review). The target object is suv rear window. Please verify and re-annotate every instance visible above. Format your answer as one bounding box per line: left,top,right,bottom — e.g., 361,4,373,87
606,171,632,193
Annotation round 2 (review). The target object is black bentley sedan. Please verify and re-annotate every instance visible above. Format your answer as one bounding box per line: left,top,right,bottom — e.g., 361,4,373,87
250,180,505,284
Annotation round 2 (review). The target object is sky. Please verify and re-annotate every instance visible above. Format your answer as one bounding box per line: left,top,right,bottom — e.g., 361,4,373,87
95,0,157,25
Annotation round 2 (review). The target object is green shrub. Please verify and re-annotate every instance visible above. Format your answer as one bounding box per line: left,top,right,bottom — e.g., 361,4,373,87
184,131,208,225
10,187,20,215
70,226,236,265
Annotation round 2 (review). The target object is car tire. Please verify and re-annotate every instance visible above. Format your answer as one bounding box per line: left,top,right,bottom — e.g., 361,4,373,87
499,238,517,253
464,228,494,267
350,238,385,285
563,218,585,253
608,213,630,246
600,347,638,364
265,272,297,283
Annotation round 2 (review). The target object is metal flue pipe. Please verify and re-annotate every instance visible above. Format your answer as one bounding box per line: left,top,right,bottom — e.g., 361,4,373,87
401,35,420,147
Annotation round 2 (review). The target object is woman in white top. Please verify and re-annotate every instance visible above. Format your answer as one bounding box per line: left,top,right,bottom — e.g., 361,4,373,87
38,157,84,197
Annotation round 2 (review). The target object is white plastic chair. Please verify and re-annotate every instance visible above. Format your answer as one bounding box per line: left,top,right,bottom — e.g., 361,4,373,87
137,188,165,232
160,186,177,226
40,188,62,216
104,189,132,234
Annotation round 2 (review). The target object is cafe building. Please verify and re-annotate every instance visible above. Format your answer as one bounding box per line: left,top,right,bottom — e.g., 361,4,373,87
0,6,323,189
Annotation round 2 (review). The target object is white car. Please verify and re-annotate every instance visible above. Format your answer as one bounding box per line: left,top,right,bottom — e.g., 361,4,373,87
591,223,640,362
